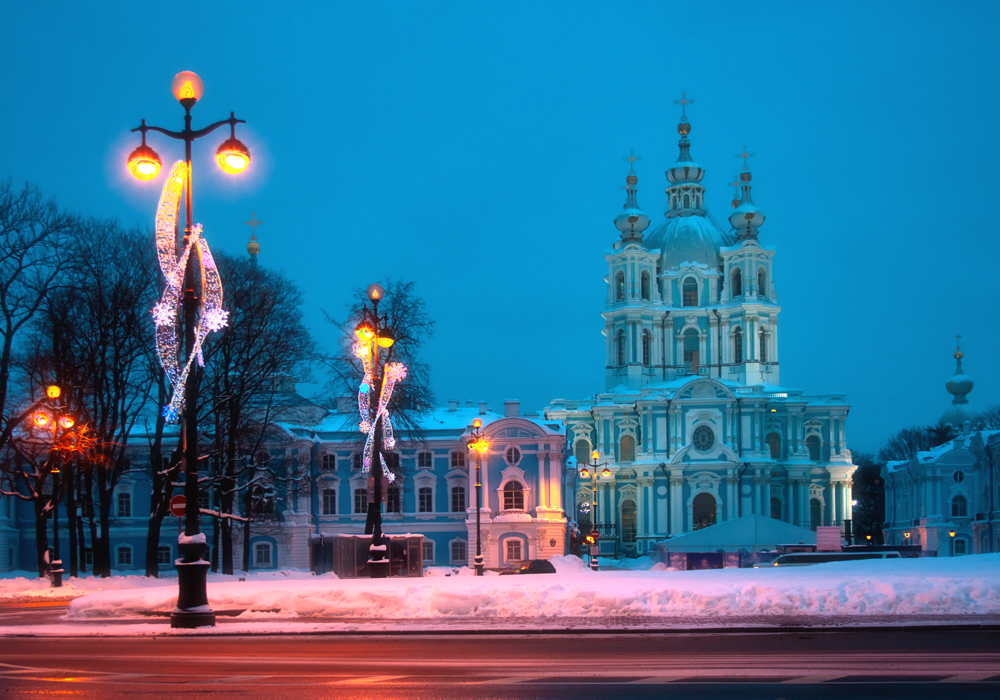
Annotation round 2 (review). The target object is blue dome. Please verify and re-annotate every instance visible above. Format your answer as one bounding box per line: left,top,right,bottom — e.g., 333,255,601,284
645,214,733,269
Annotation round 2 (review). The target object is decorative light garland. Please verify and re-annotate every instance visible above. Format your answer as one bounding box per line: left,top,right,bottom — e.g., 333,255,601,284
152,161,229,422
353,340,406,482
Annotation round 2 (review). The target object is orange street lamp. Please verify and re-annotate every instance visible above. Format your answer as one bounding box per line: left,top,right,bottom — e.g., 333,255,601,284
468,417,490,576
579,450,608,571
949,529,956,557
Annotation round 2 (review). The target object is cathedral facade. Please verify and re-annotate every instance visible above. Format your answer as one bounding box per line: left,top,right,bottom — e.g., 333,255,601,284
546,111,857,555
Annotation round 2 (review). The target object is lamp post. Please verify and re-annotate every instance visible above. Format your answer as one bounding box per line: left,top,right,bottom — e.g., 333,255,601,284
354,283,398,578
949,529,956,557
32,385,75,588
467,419,490,576
579,450,610,571
126,71,251,628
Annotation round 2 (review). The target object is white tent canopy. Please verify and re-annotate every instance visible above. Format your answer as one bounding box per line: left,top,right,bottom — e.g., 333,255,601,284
656,514,817,553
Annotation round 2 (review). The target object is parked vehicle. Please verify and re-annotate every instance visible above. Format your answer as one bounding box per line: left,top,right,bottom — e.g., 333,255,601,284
500,559,557,575
754,551,901,568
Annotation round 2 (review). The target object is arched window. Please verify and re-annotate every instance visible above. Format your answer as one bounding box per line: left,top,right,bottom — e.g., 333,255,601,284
616,329,626,366
682,277,698,307
951,495,967,518
731,268,742,297
759,330,768,363
758,268,767,298
619,434,636,462
642,330,651,366
683,329,699,373
574,440,591,465
503,481,524,511
693,493,716,529
683,193,690,208
805,435,821,462
733,327,743,364
810,498,822,531
615,271,625,302
640,271,650,300
766,432,781,459
770,497,782,520
322,488,336,515
621,500,637,544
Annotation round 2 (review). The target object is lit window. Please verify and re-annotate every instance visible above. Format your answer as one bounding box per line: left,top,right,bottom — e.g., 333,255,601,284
254,542,271,566
117,546,132,568
505,539,522,562
386,485,401,513
157,546,171,565
422,540,434,564
951,495,967,518
451,540,467,563
117,492,131,518
354,488,368,514
451,486,466,512
322,488,336,515
418,487,433,513
503,482,525,511
417,452,432,469
682,278,698,307
451,451,465,468
321,454,336,471
620,434,636,461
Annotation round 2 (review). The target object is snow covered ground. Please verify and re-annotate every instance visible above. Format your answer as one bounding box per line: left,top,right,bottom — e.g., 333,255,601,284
53,553,999,622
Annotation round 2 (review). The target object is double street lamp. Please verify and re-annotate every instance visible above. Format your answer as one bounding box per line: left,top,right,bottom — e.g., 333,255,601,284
32,385,76,587
467,419,490,576
126,71,251,628
578,450,610,571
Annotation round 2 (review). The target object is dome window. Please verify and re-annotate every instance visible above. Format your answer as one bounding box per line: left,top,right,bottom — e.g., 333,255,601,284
683,194,690,209
682,278,698,307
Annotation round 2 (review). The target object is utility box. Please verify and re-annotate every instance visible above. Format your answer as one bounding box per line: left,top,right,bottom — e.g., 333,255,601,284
310,534,423,578
816,526,843,552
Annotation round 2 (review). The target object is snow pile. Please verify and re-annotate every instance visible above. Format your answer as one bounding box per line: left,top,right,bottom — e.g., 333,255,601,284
65,553,1000,620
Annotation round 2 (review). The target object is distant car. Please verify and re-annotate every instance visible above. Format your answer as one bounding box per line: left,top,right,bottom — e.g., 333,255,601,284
754,551,902,568
500,559,557,575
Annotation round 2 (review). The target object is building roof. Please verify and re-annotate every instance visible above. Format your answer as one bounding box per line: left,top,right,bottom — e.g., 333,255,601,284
657,514,817,552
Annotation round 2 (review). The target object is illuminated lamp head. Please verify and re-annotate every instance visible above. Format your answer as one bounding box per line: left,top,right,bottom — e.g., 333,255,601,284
33,413,50,427
866,535,872,541
591,450,600,461
579,467,590,479
903,531,910,538
472,418,482,429
127,139,161,181
46,385,61,399
216,137,250,175
377,328,396,348
171,71,204,110
601,467,612,478
59,416,75,429
354,321,375,342
949,530,956,538
367,283,385,302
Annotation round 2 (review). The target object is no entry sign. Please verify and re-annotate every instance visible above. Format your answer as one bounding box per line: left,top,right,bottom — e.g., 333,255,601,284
169,495,186,517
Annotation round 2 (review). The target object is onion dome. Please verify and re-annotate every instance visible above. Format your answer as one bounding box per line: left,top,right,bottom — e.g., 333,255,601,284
940,340,974,431
247,233,260,267
729,165,765,241
666,121,706,186
614,169,650,243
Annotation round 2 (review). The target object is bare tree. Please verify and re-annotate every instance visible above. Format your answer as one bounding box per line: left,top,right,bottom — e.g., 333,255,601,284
877,426,935,464
850,451,885,544
976,404,1000,431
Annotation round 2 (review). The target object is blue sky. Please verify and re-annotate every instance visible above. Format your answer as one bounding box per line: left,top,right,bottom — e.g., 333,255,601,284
1,1,997,453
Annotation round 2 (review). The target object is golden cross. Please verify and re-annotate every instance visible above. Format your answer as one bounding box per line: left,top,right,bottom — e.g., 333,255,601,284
622,149,641,173
674,91,693,122
736,147,755,171
244,212,264,236
727,176,741,195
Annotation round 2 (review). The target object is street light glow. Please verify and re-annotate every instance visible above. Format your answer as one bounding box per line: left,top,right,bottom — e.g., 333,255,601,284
46,385,61,399
591,450,600,460
59,416,75,429
216,138,250,174
33,413,50,427
171,71,204,104
127,144,162,181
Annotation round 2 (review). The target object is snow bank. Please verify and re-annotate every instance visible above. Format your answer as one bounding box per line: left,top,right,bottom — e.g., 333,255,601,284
65,553,1000,621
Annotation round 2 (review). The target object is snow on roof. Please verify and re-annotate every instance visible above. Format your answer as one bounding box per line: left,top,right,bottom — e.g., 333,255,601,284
288,405,563,438
658,514,817,552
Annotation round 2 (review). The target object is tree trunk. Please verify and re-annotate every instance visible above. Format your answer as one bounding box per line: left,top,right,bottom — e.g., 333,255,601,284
66,462,77,578
94,467,111,577
34,498,49,578
242,488,252,572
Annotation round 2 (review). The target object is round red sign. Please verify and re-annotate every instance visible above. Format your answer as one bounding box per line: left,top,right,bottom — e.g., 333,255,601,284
169,495,186,517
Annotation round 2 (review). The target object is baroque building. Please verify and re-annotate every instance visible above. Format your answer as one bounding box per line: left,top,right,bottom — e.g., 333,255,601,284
546,108,857,555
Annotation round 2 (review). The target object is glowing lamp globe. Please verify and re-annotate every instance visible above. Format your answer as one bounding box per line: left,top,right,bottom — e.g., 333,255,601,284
33,413,50,427
367,283,385,301
127,144,162,181
46,385,61,399
472,418,482,429
171,71,204,107
601,467,612,478
904,531,911,539
354,321,375,341
377,328,396,348
591,450,600,461
579,468,590,479
216,137,250,174
59,416,75,429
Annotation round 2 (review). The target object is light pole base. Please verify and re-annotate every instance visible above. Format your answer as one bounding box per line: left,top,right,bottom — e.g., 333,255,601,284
173,554,214,628
591,557,599,572
474,555,484,576
49,562,63,588
170,609,217,628
369,559,390,578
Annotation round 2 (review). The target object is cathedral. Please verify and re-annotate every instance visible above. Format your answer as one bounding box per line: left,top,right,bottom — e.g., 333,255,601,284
545,104,858,555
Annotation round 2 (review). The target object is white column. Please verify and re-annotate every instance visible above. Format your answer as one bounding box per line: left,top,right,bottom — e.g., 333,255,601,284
537,454,547,512
670,476,684,534
549,453,562,511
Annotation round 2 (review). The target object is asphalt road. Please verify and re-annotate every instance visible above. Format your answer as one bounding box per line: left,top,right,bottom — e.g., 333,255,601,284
1,629,998,699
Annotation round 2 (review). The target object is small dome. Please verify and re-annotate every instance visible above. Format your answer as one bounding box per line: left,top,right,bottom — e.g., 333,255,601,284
247,234,260,255
614,171,649,241
940,345,974,431
729,170,765,239
666,121,704,185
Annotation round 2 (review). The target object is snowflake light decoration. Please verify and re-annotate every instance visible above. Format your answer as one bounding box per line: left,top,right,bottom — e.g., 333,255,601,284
152,161,229,422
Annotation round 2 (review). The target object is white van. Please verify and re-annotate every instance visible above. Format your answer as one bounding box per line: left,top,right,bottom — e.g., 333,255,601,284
754,551,901,568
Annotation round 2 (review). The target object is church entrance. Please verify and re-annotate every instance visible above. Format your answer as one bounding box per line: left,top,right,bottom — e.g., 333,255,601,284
692,493,716,530
810,498,822,531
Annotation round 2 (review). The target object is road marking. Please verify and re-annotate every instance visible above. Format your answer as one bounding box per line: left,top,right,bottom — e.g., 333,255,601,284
334,675,407,685
782,674,846,684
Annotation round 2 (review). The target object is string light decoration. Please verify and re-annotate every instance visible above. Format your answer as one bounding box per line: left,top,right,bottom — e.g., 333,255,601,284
152,161,228,422
353,339,406,482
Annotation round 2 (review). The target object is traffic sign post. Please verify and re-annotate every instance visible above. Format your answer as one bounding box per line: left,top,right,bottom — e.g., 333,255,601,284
169,495,187,517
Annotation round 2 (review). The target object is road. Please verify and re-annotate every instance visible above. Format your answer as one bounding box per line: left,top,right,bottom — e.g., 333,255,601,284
1,628,998,699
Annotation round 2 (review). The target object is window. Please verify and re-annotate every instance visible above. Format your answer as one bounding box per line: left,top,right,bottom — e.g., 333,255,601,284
766,432,781,459
574,440,591,465
503,482,525,511
418,452,432,469
506,447,521,464
616,329,626,366
615,271,625,302
199,492,209,511
422,540,434,564
683,193,690,209
683,329,699,371
640,271,650,300
117,492,131,518
682,278,698,307
692,493,716,529
642,330,651,367
352,454,362,471
157,546,171,565
953,471,964,483
954,538,967,555
951,495,968,518
354,488,368,514
805,435,821,462
619,434,636,462
322,488,337,515
386,485,401,513
451,540,467,563
383,452,400,473
254,542,271,566
770,497,782,520
505,539,522,562
810,498,822,531
692,426,715,452
732,268,742,297
757,269,767,298
451,451,465,468
733,327,743,364
117,546,132,568
321,454,336,471
621,500,637,544
418,487,433,513
759,331,768,363
451,486,466,512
